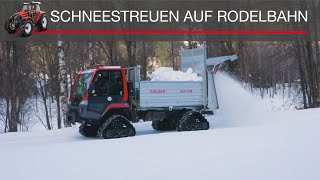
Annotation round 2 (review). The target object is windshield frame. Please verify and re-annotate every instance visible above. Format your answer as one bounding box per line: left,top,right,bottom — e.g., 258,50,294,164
71,72,93,106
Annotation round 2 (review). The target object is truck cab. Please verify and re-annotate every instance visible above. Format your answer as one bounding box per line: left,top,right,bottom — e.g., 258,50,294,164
68,66,133,125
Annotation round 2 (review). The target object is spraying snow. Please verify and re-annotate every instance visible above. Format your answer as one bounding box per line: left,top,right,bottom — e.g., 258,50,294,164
214,72,268,128
149,67,202,81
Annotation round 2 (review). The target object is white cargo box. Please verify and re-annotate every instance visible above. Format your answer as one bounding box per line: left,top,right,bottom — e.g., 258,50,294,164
139,81,204,108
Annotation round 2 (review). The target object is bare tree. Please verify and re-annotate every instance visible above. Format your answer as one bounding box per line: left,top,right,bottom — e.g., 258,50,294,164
88,42,94,65
0,41,34,132
58,41,70,127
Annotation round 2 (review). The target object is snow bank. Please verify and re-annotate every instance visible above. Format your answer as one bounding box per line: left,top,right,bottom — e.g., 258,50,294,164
1,107,320,180
1,72,320,180
149,67,202,81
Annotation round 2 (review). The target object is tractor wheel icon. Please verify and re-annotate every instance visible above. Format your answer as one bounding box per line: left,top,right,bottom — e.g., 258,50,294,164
37,14,48,31
4,1,48,37
4,19,17,33
20,19,33,36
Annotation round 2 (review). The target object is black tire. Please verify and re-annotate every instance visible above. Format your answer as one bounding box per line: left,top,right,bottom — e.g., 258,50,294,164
177,111,210,132
79,123,98,137
5,18,16,33
36,14,48,31
20,19,33,37
97,115,136,139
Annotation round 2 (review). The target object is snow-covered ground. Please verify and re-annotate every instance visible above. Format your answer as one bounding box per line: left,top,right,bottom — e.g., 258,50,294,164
247,83,304,110
1,72,320,180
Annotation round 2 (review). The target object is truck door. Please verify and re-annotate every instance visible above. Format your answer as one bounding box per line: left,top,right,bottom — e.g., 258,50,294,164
87,70,125,114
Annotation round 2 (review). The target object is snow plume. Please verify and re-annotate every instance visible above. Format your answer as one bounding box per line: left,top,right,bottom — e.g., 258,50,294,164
214,72,268,127
149,67,202,81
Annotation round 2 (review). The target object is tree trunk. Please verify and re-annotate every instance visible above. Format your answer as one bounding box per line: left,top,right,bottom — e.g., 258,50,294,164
142,41,147,80
88,42,94,65
302,42,312,106
5,97,9,133
8,42,18,132
133,42,137,66
171,41,175,70
56,95,62,129
113,41,118,65
297,43,308,109
58,41,70,127
305,41,316,107
39,79,51,130
126,41,132,67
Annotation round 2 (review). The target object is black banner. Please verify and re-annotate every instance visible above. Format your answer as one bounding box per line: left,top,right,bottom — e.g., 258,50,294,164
0,0,318,41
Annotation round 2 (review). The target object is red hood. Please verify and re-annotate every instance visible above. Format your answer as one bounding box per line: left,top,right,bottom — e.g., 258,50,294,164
14,11,28,18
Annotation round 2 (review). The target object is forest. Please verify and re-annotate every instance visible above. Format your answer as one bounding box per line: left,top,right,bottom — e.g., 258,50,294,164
0,40,319,133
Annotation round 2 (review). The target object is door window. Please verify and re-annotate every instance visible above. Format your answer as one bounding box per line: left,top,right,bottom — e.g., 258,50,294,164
91,70,123,96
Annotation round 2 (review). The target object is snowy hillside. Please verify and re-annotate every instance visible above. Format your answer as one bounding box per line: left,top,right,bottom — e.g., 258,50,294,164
1,72,320,180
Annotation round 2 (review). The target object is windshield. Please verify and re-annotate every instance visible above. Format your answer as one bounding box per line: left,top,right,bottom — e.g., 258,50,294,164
20,5,30,11
71,73,92,106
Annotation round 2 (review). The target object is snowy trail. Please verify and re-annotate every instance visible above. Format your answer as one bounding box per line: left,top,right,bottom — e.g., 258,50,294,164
1,73,320,180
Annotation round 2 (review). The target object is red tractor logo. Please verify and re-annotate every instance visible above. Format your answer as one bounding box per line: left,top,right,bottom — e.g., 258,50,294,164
4,1,48,37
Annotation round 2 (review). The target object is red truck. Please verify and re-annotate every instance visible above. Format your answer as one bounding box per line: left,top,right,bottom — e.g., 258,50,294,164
67,66,212,139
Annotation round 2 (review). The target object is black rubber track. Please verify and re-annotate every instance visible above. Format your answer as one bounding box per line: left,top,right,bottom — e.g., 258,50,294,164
152,119,175,131
97,115,136,139
151,110,188,131
79,123,99,137
176,111,210,132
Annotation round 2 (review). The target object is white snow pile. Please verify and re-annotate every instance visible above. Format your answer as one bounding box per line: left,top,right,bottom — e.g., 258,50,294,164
149,67,202,81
